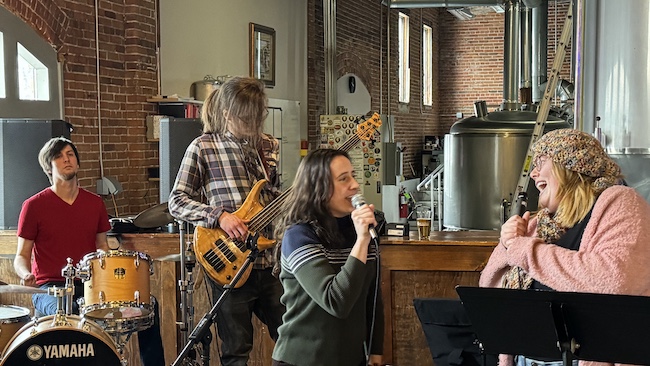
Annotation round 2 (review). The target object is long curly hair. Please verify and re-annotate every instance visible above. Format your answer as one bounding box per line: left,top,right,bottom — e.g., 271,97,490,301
201,76,268,144
272,149,351,275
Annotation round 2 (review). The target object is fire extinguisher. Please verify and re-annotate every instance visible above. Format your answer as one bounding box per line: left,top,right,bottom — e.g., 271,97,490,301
399,189,410,218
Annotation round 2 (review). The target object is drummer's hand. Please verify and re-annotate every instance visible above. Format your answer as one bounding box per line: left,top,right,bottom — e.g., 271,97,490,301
218,212,249,240
20,273,36,287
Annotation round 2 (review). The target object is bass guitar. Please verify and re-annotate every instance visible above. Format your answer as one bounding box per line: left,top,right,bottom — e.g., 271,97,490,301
194,112,382,287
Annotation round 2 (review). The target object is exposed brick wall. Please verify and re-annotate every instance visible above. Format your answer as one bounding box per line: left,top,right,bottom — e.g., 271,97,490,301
308,1,570,178
3,0,159,216
308,1,441,178
439,10,505,128
5,0,571,215
439,1,572,130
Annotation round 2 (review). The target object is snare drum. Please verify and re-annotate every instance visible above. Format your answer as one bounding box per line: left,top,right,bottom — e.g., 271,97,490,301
1,315,121,365
0,305,30,354
78,250,153,323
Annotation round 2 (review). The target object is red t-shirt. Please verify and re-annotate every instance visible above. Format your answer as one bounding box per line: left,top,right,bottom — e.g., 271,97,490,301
17,187,111,284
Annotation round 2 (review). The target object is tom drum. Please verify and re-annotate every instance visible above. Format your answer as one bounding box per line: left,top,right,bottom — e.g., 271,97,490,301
78,250,153,331
0,305,30,354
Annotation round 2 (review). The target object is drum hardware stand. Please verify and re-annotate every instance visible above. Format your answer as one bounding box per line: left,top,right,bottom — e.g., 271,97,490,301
44,258,79,327
172,232,261,366
62,258,78,315
177,220,201,365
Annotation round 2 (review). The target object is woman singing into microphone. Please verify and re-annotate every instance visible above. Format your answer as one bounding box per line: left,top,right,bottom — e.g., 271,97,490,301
272,149,384,366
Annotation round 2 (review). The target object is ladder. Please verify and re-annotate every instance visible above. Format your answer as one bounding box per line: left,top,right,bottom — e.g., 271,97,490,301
509,1,574,217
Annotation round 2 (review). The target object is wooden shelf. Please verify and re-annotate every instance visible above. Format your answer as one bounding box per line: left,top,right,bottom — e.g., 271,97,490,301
147,96,203,105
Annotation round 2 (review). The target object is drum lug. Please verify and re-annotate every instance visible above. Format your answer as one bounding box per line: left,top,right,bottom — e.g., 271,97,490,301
77,265,91,282
81,320,92,333
99,256,106,269
134,290,140,303
134,255,140,269
99,291,106,304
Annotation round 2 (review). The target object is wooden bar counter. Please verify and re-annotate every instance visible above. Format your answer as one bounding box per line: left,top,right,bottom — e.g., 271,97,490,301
0,230,499,366
379,231,499,366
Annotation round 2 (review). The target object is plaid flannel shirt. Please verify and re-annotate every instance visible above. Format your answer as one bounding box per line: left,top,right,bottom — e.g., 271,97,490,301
168,131,280,269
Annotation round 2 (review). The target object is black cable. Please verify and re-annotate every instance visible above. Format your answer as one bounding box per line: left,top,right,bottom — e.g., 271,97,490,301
364,238,381,365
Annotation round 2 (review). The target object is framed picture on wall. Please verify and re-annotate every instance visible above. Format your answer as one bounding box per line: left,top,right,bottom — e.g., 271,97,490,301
249,23,276,87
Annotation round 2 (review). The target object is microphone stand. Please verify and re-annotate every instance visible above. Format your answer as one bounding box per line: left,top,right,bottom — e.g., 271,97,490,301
172,232,260,366
177,220,200,365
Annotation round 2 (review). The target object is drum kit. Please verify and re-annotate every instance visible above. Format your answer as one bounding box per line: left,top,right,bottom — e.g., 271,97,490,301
0,203,235,366
0,220,160,365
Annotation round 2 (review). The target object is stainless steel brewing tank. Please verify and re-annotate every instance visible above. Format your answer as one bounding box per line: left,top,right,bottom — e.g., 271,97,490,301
443,111,569,230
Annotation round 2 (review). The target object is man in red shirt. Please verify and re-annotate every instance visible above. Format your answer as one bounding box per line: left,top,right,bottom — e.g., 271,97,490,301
14,137,165,366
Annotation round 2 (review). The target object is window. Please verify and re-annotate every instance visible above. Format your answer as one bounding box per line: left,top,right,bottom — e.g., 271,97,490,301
398,12,410,103
422,24,433,106
0,6,60,118
0,32,5,98
17,43,49,101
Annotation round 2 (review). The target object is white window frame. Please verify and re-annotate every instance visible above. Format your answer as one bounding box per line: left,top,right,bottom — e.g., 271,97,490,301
17,42,50,101
0,6,60,118
422,24,433,106
0,32,5,98
398,12,410,104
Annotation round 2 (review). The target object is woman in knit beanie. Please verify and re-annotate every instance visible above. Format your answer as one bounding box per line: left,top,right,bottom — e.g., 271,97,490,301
479,128,650,366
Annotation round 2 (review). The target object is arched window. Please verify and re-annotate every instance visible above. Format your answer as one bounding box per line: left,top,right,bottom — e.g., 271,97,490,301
0,6,61,118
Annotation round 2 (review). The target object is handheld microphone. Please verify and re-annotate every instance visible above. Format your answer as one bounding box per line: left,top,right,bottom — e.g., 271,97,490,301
351,193,378,240
516,192,528,217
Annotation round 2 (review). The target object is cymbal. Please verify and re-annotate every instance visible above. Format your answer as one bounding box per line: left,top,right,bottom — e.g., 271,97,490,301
157,253,197,262
0,284,47,294
157,253,181,261
134,203,174,228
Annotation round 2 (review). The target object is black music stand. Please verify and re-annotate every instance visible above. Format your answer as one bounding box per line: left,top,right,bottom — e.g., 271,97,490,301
413,298,497,366
456,286,650,366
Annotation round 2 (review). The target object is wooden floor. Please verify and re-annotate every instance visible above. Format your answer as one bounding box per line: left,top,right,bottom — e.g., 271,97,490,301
0,230,499,366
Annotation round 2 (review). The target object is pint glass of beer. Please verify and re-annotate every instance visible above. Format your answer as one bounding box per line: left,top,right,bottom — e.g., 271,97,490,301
416,210,432,240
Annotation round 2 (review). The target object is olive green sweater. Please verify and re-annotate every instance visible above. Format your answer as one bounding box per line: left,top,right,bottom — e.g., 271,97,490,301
272,217,384,366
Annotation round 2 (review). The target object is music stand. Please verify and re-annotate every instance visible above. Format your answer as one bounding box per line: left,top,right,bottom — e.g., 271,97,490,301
413,298,497,366
456,286,650,366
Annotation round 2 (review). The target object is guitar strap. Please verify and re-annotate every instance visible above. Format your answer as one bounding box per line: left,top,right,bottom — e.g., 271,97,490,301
256,146,271,182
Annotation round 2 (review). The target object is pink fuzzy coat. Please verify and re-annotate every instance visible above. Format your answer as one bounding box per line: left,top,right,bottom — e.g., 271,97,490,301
479,185,650,366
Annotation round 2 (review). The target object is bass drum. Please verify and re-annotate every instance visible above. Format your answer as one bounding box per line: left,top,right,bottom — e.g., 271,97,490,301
1,315,121,366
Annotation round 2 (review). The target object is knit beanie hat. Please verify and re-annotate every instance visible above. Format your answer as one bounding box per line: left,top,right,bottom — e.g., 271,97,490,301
532,128,621,192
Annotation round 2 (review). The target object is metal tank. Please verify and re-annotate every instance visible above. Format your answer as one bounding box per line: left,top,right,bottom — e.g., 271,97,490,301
577,0,650,203
443,110,569,230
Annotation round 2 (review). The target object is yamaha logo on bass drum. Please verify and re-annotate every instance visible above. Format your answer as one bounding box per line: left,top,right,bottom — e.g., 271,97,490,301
26,343,96,361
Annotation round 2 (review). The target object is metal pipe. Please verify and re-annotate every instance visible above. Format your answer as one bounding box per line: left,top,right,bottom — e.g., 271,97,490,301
502,0,521,110
380,3,384,115
520,6,532,89
387,2,391,119
95,0,104,177
531,0,548,102
383,0,501,8
324,0,337,114
574,0,586,130
474,101,488,117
